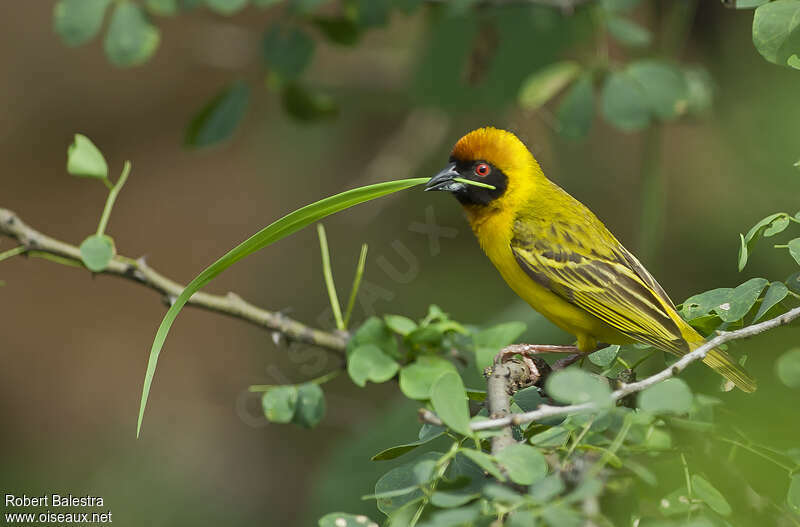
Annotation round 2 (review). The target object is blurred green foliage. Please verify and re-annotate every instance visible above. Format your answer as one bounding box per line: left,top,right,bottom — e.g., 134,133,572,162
32,0,800,526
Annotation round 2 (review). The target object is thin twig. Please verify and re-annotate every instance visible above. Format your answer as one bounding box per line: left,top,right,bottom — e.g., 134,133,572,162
0,207,348,354
422,307,800,431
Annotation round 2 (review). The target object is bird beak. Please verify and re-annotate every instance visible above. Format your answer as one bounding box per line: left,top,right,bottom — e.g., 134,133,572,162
425,163,465,192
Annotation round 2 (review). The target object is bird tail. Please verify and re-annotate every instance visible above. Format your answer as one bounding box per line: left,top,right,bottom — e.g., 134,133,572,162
690,340,757,393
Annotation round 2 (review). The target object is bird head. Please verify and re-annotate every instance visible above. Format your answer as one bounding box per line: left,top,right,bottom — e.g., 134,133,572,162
426,127,542,207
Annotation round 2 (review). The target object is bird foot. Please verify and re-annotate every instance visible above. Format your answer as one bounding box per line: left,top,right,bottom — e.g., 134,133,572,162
494,344,581,380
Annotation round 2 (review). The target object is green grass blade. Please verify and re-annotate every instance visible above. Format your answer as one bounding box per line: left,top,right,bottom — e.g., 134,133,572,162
136,177,427,437
317,224,344,330
343,243,368,329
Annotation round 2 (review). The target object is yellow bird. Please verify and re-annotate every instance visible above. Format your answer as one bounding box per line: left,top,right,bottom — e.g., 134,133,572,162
426,127,756,392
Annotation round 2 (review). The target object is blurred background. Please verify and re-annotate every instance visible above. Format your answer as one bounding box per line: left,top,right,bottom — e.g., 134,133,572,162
1,1,798,525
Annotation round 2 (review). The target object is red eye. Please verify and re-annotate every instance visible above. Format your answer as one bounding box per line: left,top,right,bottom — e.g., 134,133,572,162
474,163,491,177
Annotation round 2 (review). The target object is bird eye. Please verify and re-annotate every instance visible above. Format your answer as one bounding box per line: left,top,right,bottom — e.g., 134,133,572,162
474,163,491,177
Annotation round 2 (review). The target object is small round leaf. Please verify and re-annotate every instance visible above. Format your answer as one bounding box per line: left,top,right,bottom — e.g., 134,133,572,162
347,344,399,387
430,372,471,436
545,368,612,407
399,356,458,400
261,385,298,423
776,348,800,388
494,443,548,485
104,1,160,67
79,234,115,272
67,134,108,180
185,81,251,148
53,0,111,46
638,378,692,415
292,382,325,428
601,71,650,131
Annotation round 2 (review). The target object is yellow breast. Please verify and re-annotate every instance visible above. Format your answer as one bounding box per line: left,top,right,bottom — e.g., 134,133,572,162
465,205,629,350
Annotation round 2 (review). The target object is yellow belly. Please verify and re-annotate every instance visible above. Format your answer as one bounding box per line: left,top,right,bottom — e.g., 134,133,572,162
468,208,631,351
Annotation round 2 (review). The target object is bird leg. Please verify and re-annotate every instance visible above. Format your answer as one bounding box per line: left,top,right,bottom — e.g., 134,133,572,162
494,344,581,380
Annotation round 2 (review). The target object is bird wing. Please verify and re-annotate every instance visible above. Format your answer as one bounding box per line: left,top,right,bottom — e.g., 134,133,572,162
510,217,689,354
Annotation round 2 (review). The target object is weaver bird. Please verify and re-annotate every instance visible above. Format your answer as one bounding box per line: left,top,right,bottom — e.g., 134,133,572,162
426,127,756,392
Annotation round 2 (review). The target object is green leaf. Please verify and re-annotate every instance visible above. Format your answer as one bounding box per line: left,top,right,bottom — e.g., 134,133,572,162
627,60,689,119
545,368,612,407
292,382,325,428
399,356,458,400
601,0,642,11
529,474,565,503
638,378,693,414
67,134,108,179
557,73,595,140
738,233,749,271
103,1,160,67
494,443,547,485
482,484,525,505
719,277,768,322
318,513,378,527
681,287,734,320
79,234,115,272
752,0,800,68
472,321,526,371
588,344,620,367
263,25,315,79
659,487,692,516
261,385,298,423
53,0,111,46
765,215,791,236
541,504,582,527
607,16,652,47
431,372,472,437
144,0,179,16
513,386,546,412
742,213,791,269
288,0,327,13
205,0,249,15
518,61,582,110
253,0,282,6
384,314,418,336
788,474,800,514
348,317,398,357
416,504,481,527
430,489,479,509
185,81,250,148
371,429,445,461
601,71,650,131
459,449,505,481
352,0,391,27
136,177,427,436
691,474,732,516
753,281,789,322
786,271,800,294
281,82,338,122
734,0,770,8
683,66,714,114
788,237,800,266
312,16,362,46
529,426,569,447
776,348,800,388
374,452,440,514
347,344,399,387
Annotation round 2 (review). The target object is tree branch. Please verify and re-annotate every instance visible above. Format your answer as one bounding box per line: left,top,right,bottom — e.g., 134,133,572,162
423,307,800,431
0,207,348,354
486,362,520,453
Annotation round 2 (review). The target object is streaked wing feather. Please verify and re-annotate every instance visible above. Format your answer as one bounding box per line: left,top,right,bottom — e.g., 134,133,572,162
511,220,688,355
